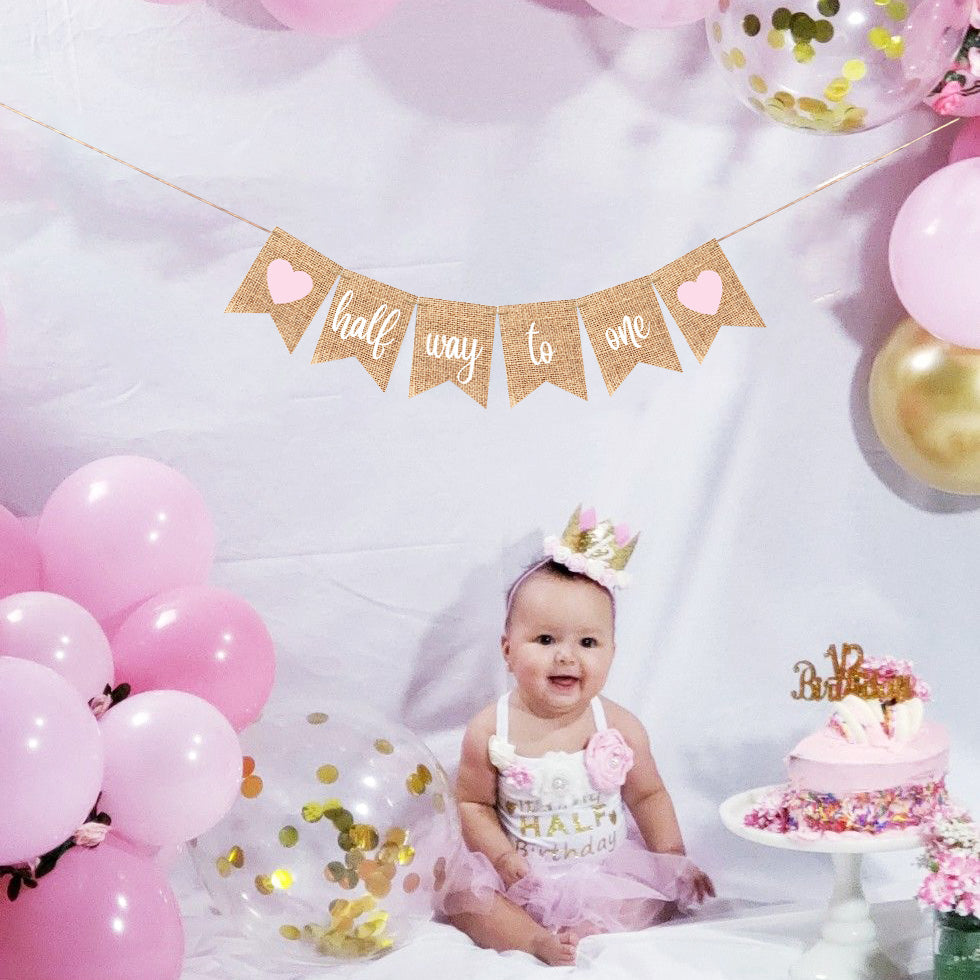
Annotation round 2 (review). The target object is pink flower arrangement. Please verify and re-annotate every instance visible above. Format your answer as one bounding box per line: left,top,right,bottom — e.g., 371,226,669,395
862,656,931,701
502,764,535,792
918,812,980,918
584,728,634,793
933,81,966,116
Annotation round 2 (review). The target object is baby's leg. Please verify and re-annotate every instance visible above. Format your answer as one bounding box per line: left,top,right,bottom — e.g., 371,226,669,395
449,894,579,967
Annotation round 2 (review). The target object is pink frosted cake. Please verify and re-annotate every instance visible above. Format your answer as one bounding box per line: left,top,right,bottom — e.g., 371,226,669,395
747,658,950,835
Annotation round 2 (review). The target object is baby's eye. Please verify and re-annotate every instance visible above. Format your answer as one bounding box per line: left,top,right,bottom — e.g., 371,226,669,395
536,634,554,645
581,637,597,648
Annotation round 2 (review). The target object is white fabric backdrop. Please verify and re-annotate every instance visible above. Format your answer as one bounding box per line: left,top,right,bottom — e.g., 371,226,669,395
1,0,977,976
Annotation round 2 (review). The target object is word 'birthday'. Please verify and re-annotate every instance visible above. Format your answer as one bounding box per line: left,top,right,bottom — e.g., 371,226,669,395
791,643,915,703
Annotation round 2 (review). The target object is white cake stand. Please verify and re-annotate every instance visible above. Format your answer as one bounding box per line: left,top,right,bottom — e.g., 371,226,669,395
720,786,925,980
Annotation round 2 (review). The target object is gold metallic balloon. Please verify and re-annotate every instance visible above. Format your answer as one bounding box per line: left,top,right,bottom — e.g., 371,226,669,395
869,318,980,494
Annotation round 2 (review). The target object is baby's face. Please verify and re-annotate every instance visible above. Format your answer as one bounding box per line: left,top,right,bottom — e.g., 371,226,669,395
502,572,615,718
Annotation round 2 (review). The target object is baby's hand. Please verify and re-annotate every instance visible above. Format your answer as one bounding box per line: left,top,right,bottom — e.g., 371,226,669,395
493,850,530,888
685,864,716,903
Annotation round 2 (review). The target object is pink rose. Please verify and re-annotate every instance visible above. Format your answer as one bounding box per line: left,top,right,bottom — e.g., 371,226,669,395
584,728,634,793
933,81,965,116
502,764,534,791
72,821,110,847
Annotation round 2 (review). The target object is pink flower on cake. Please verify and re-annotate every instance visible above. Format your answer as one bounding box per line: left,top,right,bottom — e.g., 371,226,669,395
502,764,535,792
585,728,635,793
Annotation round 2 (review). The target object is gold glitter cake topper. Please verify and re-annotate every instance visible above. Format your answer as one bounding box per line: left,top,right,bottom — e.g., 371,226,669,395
790,642,927,703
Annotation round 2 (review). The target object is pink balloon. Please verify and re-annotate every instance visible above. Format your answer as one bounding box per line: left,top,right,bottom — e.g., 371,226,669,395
889,158,980,349
0,504,41,600
259,0,403,35
0,592,114,701
99,690,241,847
0,839,184,980
587,0,714,27
37,456,215,625
19,513,40,538
111,836,184,873
0,657,104,865
950,117,980,164
112,586,275,732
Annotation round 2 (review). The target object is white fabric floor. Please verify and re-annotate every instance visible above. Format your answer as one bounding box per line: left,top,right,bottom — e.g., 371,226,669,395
1,0,977,977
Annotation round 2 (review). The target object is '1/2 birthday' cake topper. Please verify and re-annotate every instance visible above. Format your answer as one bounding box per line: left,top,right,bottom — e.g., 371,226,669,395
791,643,930,704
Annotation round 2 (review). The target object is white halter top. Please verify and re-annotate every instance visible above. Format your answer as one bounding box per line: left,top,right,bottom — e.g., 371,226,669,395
487,693,627,864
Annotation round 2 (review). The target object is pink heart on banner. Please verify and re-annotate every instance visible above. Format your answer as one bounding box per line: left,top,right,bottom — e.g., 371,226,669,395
266,259,313,305
677,270,723,316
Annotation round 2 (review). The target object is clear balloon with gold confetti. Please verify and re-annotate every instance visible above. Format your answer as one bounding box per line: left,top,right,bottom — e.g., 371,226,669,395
707,0,971,131
189,704,460,965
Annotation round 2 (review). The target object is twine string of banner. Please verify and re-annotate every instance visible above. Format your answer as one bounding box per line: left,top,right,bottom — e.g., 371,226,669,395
0,101,959,244
0,101,961,406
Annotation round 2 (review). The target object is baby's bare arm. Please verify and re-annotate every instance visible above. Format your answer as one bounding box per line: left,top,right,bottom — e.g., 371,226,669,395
607,703,686,854
457,713,520,869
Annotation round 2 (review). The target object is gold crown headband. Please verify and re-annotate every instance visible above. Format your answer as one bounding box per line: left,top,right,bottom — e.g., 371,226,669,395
505,505,639,619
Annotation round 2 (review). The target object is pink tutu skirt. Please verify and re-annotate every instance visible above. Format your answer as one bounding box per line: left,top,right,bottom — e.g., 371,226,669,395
436,838,698,934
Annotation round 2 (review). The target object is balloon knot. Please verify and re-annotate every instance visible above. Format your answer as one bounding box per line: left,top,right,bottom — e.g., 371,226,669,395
0,799,111,900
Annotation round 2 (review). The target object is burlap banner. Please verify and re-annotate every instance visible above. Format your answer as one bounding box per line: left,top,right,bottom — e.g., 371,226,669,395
650,239,765,363
310,270,416,392
410,299,496,407
226,231,768,405
578,275,682,395
225,227,341,353
498,300,588,407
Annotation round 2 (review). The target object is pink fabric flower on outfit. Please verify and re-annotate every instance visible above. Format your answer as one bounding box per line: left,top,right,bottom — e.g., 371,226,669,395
584,728,635,793
502,764,535,792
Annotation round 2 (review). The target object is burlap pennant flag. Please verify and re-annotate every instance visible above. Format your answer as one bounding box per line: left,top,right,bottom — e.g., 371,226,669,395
225,227,342,353
409,299,496,407
311,270,416,392
577,276,682,395
650,239,766,363
498,300,587,406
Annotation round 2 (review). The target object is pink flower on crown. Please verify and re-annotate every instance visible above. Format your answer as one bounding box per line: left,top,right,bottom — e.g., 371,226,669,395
584,728,635,793
502,764,535,792
568,554,588,574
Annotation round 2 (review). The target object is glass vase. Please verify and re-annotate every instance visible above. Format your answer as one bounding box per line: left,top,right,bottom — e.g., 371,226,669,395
934,911,980,980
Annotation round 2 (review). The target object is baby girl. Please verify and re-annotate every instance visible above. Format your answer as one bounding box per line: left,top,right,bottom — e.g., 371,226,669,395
442,507,714,966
